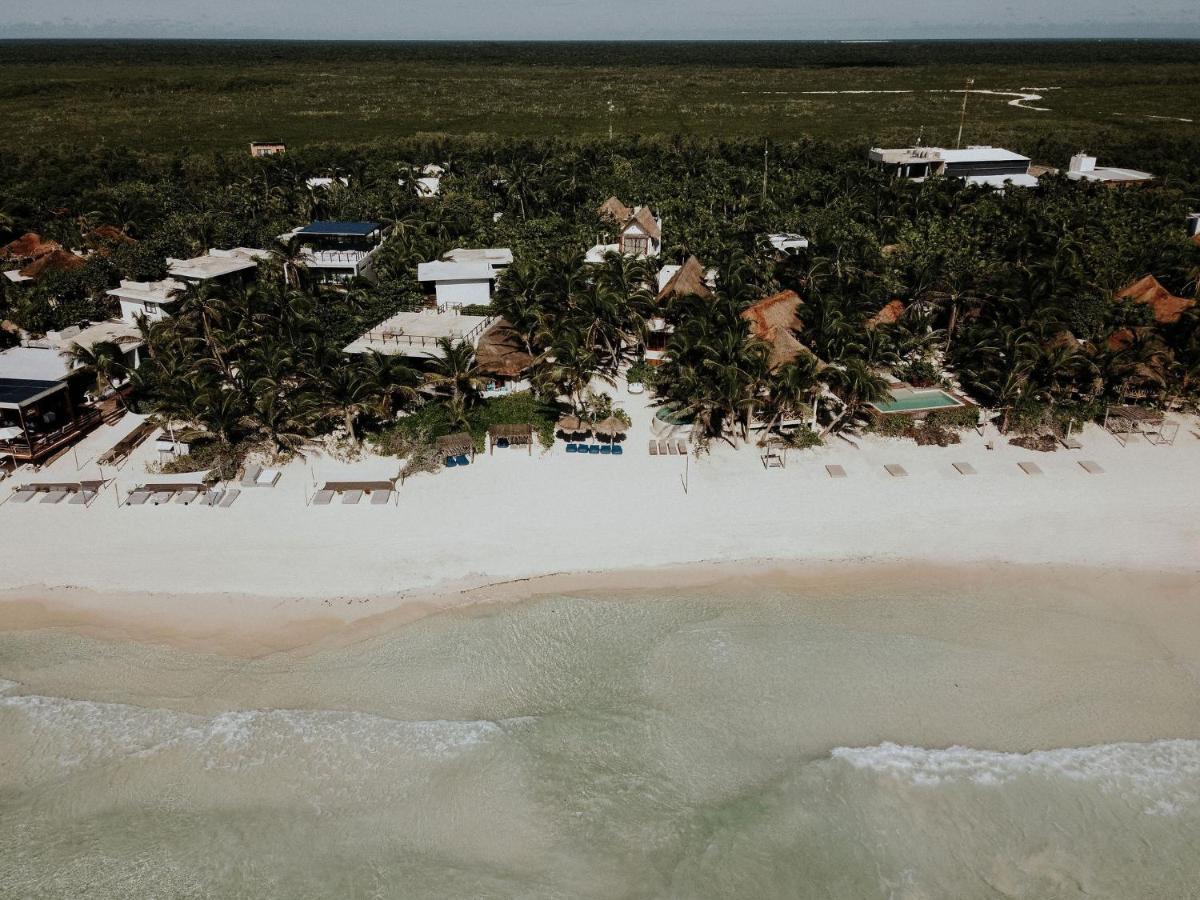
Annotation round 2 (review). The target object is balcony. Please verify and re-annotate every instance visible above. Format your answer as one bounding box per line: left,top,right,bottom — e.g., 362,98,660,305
0,407,103,463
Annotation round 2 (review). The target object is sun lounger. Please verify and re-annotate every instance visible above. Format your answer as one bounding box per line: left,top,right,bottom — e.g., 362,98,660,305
150,491,173,504
1078,460,1105,474
240,465,262,487
175,490,198,505
312,489,334,506
69,490,97,505
648,441,658,456
612,445,623,456
125,490,150,506
40,490,67,504
566,443,579,453
666,441,678,455
885,464,908,477
952,462,977,475
826,465,846,478
200,490,221,506
218,489,240,508
445,456,458,467
600,445,612,454
1018,461,1043,475
587,445,600,455
676,440,687,455
455,454,471,466
256,469,281,487
370,490,392,505
342,490,363,505
1060,436,1082,450
11,489,36,503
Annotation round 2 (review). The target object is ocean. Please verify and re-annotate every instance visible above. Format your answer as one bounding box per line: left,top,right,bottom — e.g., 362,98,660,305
2,575,1199,898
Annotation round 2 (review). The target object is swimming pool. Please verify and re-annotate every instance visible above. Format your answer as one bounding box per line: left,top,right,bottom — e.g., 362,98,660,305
870,387,964,414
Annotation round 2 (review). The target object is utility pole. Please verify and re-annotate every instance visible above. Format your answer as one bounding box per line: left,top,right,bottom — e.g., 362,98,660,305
955,77,975,149
761,141,769,205
607,99,614,142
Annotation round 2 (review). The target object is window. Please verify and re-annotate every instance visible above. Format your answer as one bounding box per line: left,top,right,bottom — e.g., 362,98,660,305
622,235,649,255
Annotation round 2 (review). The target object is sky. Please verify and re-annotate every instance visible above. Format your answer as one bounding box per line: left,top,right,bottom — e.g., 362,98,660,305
1,0,1197,40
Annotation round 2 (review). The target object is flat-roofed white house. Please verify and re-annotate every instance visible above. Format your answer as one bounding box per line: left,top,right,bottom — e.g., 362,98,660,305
343,309,494,360
280,221,386,284
1065,153,1153,187
26,320,146,374
249,141,286,157
587,199,662,263
167,248,270,287
417,261,500,308
107,278,186,325
767,233,809,253
869,146,1038,188
443,247,513,270
306,176,350,190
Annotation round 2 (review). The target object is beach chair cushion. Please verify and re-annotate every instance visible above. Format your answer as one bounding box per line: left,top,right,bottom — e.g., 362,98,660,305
825,465,847,478
370,490,392,505
150,491,172,505
566,443,579,453
342,490,363,504
612,445,623,456
1078,460,1104,474
126,490,150,506
175,490,198,505
12,489,36,503
41,490,67,504
256,469,281,487
885,464,908,477
313,489,334,506
587,445,600,454
648,441,658,455
666,442,678,455
241,465,262,486
1018,461,1043,475
600,445,612,454
218,489,240,507
200,491,221,506
455,454,471,466
952,462,977,475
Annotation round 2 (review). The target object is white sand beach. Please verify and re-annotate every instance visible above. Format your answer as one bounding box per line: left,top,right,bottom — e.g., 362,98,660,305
1,387,1198,642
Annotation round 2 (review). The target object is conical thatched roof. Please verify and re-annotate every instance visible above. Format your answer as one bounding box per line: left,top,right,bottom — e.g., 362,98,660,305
86,225,136,246
0,232,62,261
593,415,628,437
866,299,905,328
17,249,86,280
742,290,806,370
474,319,534,379
1115,275,1194,325
657,256,713,302
628,206,661,242
598,196,632,222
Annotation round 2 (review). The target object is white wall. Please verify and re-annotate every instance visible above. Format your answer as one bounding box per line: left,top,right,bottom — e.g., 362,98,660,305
119,300,170,326
435,278,492,307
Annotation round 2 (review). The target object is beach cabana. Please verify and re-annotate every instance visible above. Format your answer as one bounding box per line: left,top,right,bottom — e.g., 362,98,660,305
488,423,534,455
437,432,475,467
1102,405,1178,446
556,415,591,437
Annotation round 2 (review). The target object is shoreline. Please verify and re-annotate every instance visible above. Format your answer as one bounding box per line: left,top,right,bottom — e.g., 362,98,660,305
1,556,1195,657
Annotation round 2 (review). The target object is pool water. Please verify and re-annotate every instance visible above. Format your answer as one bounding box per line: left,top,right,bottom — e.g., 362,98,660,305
871,388,963,413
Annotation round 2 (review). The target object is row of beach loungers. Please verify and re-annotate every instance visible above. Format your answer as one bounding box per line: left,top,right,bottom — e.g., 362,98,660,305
648,440,688,456
567,443,624,455
8,484,104,506
310,480,396,506
124,486,241,507
821,460,1105,478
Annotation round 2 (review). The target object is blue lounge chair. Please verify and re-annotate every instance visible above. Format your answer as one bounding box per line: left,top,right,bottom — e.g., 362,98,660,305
445,456,458,467
588,445,601,455
566,443,578,453
612,445,624,456
455,454,471,466
600,445,612,454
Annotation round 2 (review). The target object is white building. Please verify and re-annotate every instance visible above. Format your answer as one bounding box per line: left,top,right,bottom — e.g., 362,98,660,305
399,164,443,198
306,176,350,190
1188,213,1200,239
25,320,146,375
417,261,498,308
167,248,269,286
280,221,386,284
343,309,494,360
767,233,809,253
869,146,1038,188
1065,153,1153,186
443,247,513,270
106,278,186,325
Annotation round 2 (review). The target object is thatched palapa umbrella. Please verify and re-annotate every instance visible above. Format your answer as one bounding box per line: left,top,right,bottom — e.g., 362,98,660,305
593,416,628,446
556,414,591,437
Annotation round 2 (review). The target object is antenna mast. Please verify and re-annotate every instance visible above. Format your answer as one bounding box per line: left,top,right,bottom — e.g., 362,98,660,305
955,77,975,149
761,141,769,204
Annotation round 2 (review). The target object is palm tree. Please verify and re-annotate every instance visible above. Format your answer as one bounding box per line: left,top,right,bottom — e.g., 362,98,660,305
423,339,484,409
68,340,127,401
317,363,377,445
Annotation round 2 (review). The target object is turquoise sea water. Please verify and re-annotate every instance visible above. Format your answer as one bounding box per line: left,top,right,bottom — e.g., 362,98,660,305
2,579,1198,899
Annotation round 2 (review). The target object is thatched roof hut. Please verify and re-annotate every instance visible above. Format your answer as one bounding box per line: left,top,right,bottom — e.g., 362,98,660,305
1115,275,1195,325
16,249,86,281
475,319,534,379
742,290,805,369
487,423,535,454
598,197,632,223
866,299,905,328
0,232,62,261
657,256,713,302
86,225,136,246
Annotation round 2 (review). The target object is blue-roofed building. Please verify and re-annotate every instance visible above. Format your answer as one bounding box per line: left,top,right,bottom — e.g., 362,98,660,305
280,221,388,284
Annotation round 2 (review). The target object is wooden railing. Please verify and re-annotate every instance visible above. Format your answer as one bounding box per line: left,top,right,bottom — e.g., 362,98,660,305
0,408,103,462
